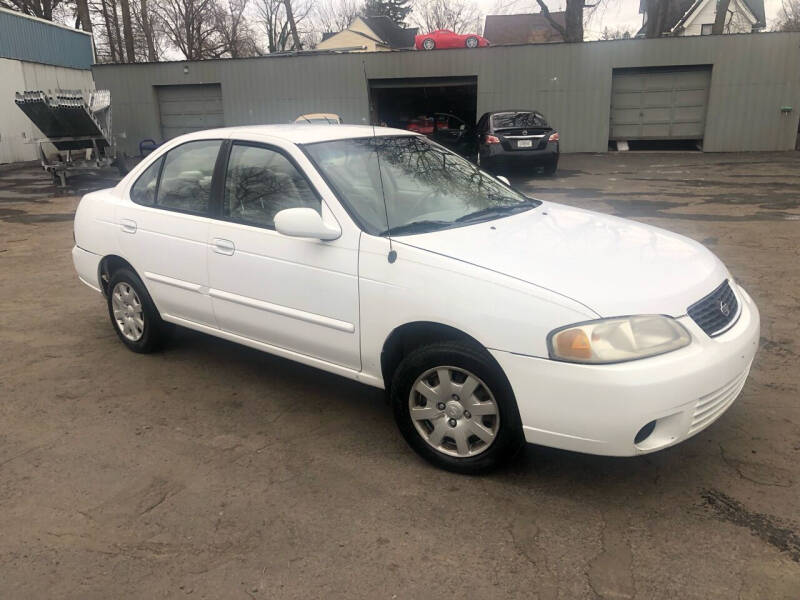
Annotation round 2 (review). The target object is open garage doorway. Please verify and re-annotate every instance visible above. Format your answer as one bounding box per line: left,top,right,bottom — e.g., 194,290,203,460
368,76,477,153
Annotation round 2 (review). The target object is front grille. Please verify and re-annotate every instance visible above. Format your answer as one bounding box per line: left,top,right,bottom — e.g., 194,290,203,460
689,365,750,434
687,280,739,337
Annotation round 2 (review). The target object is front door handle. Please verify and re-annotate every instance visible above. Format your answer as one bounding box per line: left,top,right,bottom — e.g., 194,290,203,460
120,218,137,234
212,238,235,256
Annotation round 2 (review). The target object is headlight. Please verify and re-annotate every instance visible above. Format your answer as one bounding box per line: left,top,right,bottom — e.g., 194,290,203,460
548,315,691,364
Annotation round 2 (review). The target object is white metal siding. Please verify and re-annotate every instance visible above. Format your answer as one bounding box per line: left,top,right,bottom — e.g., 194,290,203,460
1,57,95,164
156,84,224,140
610,67,712,140
681,0,756,36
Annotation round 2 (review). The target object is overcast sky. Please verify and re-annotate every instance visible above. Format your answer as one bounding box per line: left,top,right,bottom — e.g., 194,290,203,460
473,0,785,39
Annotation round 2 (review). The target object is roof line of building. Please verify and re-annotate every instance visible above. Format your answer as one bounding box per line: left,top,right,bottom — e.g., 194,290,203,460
91,30,799,69
0,6,92,36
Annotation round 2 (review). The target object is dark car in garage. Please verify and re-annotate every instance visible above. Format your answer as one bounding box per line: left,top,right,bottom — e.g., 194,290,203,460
474,110,559,175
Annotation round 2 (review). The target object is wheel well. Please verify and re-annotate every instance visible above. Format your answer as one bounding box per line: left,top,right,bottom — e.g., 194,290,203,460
98,255,135,296
380,322,487,391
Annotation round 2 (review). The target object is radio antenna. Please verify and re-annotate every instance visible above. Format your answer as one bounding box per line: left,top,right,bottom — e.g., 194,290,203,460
362,59,396,263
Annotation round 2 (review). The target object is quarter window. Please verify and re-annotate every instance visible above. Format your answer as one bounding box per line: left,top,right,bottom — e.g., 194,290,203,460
130,156,163,207
223,143,320,229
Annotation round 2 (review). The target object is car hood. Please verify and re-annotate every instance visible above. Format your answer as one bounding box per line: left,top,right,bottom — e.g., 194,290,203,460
397,201,728,317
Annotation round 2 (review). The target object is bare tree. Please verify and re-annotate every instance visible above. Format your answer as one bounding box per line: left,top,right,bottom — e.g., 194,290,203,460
119,0,136,60
534,0,597,43
132,0,161,61
312,0,359,33
75,0,93,31
0,0,64,20
642,0,685,38
158,0,226,59
215,0,260,56
600,26,631,39
284,0,303,49
711,0,732,34
414,0,479,33
777,0,800,31
255,0,310,52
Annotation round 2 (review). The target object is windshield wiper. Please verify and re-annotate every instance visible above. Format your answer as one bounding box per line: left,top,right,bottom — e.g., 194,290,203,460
380,220,452,236
454,199,540,224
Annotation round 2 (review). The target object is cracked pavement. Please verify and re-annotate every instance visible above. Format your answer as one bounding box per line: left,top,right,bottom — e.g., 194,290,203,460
1,152,799,598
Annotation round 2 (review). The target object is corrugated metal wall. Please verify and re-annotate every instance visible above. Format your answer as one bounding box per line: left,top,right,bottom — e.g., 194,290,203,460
0,8,93,70
93,32,800,155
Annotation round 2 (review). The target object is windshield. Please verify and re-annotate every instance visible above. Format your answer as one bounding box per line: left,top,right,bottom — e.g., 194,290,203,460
491,112,548,130
303,135,538,236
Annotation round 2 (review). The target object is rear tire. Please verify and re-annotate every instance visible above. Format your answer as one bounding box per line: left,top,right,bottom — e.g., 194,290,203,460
422,38,435,50
391,341,524,474
106,267,167,353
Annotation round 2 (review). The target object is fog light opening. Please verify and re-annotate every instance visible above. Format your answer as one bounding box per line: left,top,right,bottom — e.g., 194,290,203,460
634,420,657,445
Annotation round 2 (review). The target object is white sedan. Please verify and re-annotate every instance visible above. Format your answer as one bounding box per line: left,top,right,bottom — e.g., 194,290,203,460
72,125,760,473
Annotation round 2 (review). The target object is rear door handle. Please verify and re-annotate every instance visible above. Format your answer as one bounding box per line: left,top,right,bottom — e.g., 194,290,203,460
120,218,137,234
212,238,235,256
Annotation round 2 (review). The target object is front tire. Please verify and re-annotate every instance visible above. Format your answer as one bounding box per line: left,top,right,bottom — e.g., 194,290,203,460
106,267,166,353
422,38,435,50
391,341,524,474
465,36,479,48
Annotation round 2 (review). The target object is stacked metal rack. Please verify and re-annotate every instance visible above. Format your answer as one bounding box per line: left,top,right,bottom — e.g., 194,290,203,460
14,89,125,186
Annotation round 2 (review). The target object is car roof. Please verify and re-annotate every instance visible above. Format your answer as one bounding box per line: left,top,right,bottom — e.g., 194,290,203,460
176,124,414,145
295,113,341,120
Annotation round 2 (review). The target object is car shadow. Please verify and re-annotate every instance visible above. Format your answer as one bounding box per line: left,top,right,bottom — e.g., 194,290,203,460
161,325,717,498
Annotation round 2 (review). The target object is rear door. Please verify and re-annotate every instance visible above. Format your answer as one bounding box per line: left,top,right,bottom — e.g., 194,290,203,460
206,138,361,370
117,138,224,327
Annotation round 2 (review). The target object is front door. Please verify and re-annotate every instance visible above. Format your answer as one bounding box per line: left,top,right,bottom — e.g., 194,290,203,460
206,140,361,370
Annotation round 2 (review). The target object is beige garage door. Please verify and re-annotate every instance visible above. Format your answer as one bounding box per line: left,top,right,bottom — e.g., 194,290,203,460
156,84,224,140
609,67,711,140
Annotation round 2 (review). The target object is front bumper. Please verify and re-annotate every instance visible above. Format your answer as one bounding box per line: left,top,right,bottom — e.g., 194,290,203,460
491,283,760,456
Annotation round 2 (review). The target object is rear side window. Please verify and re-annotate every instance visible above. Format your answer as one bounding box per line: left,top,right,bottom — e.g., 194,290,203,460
223,143,320,229
158,140,222,213
130,157,162,207
130,140,222,214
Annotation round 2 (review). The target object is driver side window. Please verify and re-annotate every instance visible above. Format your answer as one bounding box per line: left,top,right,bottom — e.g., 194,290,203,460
223,143,320,229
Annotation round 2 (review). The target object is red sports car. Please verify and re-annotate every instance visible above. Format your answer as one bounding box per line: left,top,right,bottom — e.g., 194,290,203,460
415,30,490,51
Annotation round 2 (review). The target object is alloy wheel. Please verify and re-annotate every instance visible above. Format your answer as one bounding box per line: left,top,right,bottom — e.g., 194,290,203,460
408,366,500,457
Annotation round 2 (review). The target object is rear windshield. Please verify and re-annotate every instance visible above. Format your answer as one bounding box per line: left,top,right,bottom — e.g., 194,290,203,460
491,112,548,129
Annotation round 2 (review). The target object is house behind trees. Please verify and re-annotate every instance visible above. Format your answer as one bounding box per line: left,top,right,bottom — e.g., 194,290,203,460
315,16,417,52
639,0,766,36
483,13,566,45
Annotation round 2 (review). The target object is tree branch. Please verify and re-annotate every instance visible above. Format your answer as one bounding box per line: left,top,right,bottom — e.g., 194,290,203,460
534,0,567,38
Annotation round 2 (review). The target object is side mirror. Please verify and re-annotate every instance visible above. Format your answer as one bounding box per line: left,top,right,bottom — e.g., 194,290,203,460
496,175,511,186
459,124,465,131
274,207,341,241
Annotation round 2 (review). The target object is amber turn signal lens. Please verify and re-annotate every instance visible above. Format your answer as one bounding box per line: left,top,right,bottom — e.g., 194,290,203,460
555,329,591,359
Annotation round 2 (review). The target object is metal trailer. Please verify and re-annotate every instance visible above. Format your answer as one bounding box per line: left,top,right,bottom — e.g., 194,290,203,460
14,89,126,186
